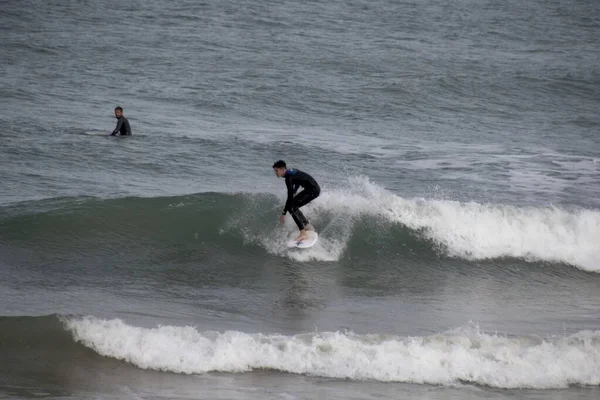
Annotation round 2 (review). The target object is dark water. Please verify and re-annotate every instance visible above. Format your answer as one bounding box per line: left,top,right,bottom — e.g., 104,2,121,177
1,0,600,399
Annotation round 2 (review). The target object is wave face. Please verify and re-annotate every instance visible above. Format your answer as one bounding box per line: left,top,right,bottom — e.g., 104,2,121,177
1,177,598,271
59,315,599,389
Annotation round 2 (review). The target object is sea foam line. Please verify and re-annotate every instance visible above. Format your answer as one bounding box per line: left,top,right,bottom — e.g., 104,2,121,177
64,316,600,389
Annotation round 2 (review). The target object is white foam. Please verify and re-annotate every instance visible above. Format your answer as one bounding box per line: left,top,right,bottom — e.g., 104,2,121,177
64,316,600,389
308,177,599,271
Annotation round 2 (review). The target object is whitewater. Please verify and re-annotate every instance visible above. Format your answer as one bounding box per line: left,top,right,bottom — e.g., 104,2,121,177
64,315,600,389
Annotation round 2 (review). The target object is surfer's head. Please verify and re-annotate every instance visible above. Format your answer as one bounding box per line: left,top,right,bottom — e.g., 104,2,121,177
273,160,287,177
114,106,123,118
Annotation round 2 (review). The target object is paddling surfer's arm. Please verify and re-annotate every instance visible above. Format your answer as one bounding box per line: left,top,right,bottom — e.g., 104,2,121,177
110,118,124,136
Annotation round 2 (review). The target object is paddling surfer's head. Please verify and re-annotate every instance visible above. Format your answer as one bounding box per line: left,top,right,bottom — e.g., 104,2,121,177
114,106,123,119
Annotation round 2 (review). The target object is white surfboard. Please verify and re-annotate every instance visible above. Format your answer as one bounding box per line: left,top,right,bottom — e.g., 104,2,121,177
286,230,318,248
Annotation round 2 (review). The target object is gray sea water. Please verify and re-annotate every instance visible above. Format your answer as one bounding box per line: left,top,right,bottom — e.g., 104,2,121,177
1,0,600,399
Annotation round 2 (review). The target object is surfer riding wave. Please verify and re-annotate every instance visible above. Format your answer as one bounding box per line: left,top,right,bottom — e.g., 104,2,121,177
273,160,320,242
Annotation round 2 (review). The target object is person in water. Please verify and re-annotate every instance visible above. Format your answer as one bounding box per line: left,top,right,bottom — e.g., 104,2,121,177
273,160,320,242
110,106,132,136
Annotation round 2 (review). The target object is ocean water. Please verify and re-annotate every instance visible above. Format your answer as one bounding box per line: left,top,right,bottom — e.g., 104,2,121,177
1,0,600,399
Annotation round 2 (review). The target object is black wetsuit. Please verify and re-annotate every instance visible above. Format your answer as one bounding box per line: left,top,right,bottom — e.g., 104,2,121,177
282,169,320,230
110,116,132,136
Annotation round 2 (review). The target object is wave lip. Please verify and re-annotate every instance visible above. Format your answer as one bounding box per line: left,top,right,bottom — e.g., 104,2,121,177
64,316,600,389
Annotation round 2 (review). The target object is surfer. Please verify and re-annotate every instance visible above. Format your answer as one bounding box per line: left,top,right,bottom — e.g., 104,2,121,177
273,160,320,242
109,106,132,136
